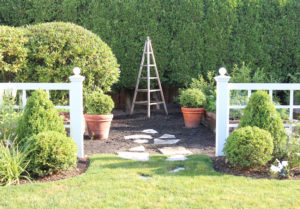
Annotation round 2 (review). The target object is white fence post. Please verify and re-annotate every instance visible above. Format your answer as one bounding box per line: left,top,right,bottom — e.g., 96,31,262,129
69,67,85,158
215,68,231,156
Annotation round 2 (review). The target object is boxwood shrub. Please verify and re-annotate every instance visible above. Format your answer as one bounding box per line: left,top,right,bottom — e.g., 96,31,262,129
16,90,66,140
85,92,114,115
224,126,273,169
25,131,78,177
179,88,206,108
239,91,287,158
0,22,120,99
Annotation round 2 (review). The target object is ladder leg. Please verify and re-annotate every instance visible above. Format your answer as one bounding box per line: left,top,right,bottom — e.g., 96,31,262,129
147,37,151,118
130,42,146,115
149,41,168,115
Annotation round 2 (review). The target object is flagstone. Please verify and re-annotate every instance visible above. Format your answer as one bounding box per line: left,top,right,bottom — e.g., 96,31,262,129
142,129,158,134
133,139,149,144
169,167,185,173
158,146,193,155
154,138,180,145
117,152,149,161
159,134,176,139
166,155,187,161
124,134,153,140
129,146,145,152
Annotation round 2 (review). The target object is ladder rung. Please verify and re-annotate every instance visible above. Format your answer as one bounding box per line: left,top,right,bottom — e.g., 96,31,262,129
134,101,148,105
140,77,158,80
143,64,155,67
137,89,161,92
134,101,164,105
150,102,164,105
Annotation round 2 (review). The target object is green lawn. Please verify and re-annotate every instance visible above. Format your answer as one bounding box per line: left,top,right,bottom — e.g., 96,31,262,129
0,154,299,209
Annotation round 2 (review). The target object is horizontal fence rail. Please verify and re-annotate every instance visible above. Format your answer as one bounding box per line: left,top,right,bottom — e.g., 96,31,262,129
215,68,300,156
0,67,85,158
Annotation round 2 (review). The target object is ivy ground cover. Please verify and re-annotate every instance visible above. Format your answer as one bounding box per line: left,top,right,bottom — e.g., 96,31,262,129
0,154,299,209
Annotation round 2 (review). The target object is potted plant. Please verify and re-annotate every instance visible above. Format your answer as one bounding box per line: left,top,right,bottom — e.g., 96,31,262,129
84,92,114,140
179,88,206,128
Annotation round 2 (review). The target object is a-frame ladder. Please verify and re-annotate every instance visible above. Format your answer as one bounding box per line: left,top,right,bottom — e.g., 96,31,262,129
130,36,168,118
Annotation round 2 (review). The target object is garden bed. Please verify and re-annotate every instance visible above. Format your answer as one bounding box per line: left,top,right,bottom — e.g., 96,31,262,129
20,158,89,184
84,107,215,157
212,157,300,180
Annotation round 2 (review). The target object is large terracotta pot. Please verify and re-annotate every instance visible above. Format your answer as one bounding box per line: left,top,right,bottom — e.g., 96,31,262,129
181,107,205,128
84,114,113,140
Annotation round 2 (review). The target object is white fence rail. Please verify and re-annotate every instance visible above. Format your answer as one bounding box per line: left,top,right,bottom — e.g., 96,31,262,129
0,67,85,158
215,68,300,156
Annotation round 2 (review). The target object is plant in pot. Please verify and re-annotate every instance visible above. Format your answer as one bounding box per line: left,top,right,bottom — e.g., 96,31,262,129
84,92,114,140
179,88,206,128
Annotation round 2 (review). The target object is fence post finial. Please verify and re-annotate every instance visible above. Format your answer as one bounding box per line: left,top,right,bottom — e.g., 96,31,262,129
69,67,85,158
214,67,231,156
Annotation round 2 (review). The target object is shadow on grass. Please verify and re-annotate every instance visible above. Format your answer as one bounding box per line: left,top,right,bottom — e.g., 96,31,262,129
89,154,223,177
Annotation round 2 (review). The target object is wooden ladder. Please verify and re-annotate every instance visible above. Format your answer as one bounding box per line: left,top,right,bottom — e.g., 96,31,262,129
130,36,168,118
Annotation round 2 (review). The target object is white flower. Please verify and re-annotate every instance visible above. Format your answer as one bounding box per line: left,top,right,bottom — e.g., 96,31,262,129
270,165,281,173
281,161,288,167
296,153,300,156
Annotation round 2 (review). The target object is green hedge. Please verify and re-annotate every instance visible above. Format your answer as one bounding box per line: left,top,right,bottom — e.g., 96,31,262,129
0,0,299,89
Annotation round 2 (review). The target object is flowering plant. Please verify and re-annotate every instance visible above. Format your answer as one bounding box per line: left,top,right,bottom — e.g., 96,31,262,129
270,159,289,179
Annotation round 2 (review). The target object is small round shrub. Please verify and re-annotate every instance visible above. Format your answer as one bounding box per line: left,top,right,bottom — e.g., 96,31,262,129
223,126,273,169
25,131,78,177
179,88,206,108
85,92,114,114
16,90,66,140
239,90,287,158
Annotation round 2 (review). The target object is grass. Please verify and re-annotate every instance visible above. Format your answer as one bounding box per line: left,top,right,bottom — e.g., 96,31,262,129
0,154,299,209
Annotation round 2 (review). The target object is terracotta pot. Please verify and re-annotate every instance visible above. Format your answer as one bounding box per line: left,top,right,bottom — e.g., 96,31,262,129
84,114,113,140
181,107,205,128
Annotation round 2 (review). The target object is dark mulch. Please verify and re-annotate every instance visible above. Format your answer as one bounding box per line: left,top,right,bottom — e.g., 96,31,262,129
212,156,300,180
84,106,215,157
20,158,89,185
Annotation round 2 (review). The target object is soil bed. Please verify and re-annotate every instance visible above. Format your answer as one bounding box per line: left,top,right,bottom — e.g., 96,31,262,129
212,156,300,180
20,158,89,184
84,107,215,156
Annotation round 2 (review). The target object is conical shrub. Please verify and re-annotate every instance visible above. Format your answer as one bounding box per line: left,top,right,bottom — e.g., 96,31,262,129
16,90,66,140
239,90,287,158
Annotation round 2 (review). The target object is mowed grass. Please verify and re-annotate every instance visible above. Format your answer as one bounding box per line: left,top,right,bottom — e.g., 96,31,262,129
0,154,299,209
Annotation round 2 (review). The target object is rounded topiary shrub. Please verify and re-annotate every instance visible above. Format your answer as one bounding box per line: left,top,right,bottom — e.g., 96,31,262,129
224,126,273,169
85,92,114,114
25,131,78,177
239,90,287,158
7,22,120,98
179,88,206,108
16,90,66,140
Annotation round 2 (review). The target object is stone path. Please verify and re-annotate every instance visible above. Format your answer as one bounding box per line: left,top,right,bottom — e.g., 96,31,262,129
118,129,193,163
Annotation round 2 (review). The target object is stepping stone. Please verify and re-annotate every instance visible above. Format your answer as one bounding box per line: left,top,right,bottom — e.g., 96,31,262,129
159,146,193,155
154,138,180,145
166,155,187,161
142,129,158,134
117,152,149,161
159,134,176,139
139,175,150,179
169,167,185,173
124,134,153,140
129,146,145,152
133,139,149,144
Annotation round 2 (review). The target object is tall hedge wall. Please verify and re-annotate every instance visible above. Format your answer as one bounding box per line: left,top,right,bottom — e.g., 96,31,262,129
0,0,299,89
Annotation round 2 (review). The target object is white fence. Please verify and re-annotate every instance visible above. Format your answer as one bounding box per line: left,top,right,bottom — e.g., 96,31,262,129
215,68,300,156
0,68,85,158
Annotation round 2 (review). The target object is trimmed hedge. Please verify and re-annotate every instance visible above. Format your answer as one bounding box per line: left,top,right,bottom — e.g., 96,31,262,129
0,0,299,89
85,92,114,115
179,88,206,108
0,22,120,97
